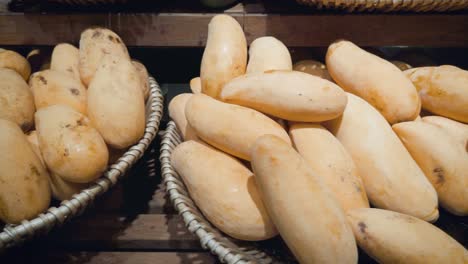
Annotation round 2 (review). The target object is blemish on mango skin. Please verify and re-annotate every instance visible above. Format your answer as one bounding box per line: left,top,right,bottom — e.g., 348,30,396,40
29,164,40,177
433,167,445,185
358,222,366,232
92,30,102,38
38,75,47,85
69,88,80,96
20,121,31,131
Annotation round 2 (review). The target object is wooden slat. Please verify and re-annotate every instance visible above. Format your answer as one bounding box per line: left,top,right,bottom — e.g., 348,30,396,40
1,0,468,47
0,14,108,45
147,186,176,214
244,14,468,47
44,214,202,250
4,251,216,264
112,13,243,47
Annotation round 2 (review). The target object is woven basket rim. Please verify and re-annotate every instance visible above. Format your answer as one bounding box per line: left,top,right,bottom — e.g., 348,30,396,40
0,76,164,250
296,0,468,12
160,121,280,264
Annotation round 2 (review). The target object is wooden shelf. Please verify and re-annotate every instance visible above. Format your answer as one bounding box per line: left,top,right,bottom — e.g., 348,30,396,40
1,0,468,47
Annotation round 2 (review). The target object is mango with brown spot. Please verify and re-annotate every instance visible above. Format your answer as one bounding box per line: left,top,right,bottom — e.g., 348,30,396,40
404,65,468,123
35,105,108,183
393,120,468,216
79,27,130,86
324,93,438,222
30,69,87,115
347,208,468,264
0,119,50,224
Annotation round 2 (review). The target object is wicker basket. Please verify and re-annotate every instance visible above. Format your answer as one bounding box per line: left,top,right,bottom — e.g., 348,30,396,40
296,0,468,12
0,77,164,250
160,121,297,264
46,0,127,5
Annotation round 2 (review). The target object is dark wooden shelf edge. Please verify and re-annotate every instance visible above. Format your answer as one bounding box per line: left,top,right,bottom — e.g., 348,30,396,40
1,12,468,47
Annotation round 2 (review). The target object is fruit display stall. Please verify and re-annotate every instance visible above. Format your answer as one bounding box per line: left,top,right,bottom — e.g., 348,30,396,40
1,0,468,263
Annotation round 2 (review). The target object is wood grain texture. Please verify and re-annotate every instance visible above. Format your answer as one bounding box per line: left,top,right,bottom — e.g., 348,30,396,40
244,14,468,47
45,214,203,250
4,251,216,264
1,0,468,47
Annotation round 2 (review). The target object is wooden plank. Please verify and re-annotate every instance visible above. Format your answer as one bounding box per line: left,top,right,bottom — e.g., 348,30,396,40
244,14,468,47
112,13,243,47
0,14,108,45
44,214,203,250
1,9,467,47
81,252,216,264
147,185,176,214
4,251,217,264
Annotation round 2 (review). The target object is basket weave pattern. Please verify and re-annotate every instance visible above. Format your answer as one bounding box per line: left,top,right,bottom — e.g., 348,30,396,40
46,0,127,5
160,121,278,264
0,77,164,250
296,0,468,12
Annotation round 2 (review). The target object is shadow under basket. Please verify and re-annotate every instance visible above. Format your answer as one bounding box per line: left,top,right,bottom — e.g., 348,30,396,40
0,77,164,250
159,121,297,264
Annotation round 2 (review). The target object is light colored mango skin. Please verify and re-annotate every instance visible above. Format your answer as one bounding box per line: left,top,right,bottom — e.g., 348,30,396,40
404,65,468,123
48,172,89,201
51,43,82,82
326,40,420,124
293,60,333,82
0,68,35,131
0,50,31,80
189,77,201,94
220,70,347,122
324,93,439,222
246,36,292,74
171,140,277,241
200,15,247,98
422,115,468,147
79,27,130,87
26,130,45,166
35,105,109,183
0,119,51,224
132,60,150,101
26,131,88,201
289,123,369,211
347,208,468,264
29,69,87,115
251,135,358,264
393,121,468,216
185,94,291,160
87,55,145,149
168,94,199,141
